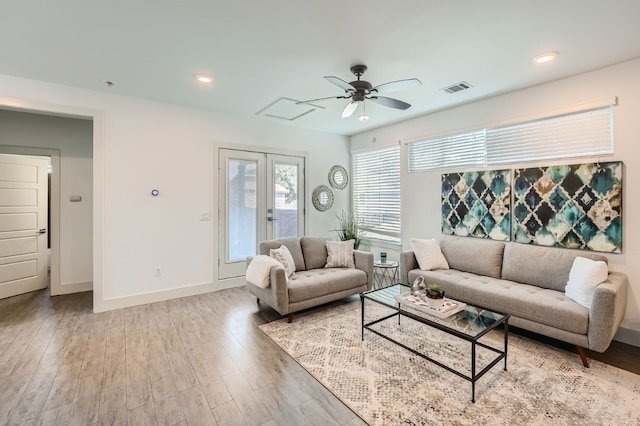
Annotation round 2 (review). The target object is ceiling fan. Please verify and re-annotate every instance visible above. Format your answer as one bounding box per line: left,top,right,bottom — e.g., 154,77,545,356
297,64,422,118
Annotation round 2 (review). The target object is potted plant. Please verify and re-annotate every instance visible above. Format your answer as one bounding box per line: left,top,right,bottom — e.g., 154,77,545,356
332,210,367,249
425,283,445,309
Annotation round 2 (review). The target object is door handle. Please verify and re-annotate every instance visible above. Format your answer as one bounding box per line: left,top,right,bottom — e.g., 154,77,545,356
267,217,277,221
37,228,47,234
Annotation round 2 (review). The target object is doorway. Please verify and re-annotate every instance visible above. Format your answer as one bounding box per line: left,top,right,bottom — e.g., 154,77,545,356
218,149,305,279
0,108,94,298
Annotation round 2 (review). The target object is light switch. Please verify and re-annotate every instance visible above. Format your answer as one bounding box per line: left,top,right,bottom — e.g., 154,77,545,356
69,195,82,202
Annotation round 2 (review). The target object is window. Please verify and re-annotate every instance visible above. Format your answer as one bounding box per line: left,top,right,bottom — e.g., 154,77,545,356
352,146,401,243
408,105,614,172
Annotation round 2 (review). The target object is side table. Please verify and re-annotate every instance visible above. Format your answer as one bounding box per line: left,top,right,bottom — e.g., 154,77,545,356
373,261,399,289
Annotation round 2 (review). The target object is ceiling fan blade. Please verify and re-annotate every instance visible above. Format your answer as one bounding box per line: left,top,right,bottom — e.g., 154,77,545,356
325,76,356,92
369,96,411,110
296,96,347,105
373,78,422,94
341,101,359,118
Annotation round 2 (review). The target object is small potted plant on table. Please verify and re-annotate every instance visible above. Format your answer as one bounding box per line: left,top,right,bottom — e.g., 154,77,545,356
425,284,445,309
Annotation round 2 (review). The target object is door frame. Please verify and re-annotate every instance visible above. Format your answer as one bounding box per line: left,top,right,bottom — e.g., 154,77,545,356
0,98,104,310
214,143,309,283
0,146,61,294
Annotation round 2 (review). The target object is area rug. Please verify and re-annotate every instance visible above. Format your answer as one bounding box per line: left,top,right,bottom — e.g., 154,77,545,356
259,301,640,425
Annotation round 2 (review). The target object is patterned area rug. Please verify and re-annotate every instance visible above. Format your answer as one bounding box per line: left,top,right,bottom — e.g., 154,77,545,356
259,300,640,425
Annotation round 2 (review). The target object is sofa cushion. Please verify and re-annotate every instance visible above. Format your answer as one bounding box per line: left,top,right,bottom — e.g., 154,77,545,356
501,243,607,292
411,238,449,270
325,240,355,268
438,235,505,279
300,236,331,270
408,269,589,335
565,257,609,309
259,238,306,271
287,268,366,303
270,245,295,277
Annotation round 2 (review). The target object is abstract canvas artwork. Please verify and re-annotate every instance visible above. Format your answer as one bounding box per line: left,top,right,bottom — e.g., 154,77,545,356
441,169,511,241
512,162,622,253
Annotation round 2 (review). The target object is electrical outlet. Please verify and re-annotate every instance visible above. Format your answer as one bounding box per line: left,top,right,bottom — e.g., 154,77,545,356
200,212,210,221
155,267,161,276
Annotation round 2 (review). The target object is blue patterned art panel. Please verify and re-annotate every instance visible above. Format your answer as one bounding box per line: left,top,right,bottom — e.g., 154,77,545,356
441,169,511,241
513,162,622,253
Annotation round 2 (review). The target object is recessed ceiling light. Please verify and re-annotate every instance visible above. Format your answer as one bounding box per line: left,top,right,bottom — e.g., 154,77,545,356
533,51,559,64
195,74,214,84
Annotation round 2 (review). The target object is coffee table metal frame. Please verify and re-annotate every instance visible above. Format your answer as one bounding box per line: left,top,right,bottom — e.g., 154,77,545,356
360,284,509,403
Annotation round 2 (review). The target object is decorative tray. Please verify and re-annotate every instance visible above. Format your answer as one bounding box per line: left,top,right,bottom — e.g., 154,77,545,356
394,293,466,319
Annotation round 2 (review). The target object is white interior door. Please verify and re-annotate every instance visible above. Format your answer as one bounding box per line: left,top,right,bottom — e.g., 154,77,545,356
218,149,305,279
0,154,49,299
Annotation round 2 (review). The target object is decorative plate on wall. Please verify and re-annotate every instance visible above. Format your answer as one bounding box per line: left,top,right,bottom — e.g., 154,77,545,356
312,185,334,211
328,165,348,190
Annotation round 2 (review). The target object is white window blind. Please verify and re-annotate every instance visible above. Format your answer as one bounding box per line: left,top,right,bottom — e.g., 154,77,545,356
352,146,401,243
408,130,486,172
485,106,613,164
407,105,614,172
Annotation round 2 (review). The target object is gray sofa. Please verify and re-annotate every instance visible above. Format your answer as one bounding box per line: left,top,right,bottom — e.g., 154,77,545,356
246,236,374,322
400,235,629,366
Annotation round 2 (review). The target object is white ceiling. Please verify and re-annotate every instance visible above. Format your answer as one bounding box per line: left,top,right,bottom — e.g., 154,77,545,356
2,1,640,136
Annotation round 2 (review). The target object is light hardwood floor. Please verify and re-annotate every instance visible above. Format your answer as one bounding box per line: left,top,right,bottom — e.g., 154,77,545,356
0,287,367,426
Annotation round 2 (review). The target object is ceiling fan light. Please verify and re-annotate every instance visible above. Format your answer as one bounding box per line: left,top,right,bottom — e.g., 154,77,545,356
532,51,558,64
358,114,369,122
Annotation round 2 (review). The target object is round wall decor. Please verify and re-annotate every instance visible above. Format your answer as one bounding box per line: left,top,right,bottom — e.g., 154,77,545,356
312,185,334,211
328,165,348,190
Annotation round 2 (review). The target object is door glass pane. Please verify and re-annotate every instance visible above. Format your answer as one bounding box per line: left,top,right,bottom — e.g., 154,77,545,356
228,159,257,261
274,163,298,239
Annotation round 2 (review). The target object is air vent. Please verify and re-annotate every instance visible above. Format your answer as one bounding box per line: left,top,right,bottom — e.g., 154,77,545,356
441,81,473,94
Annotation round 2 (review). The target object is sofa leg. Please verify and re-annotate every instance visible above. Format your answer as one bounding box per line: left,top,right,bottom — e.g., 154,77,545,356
287,313,294,323
256,297,260,305
576,346,589,368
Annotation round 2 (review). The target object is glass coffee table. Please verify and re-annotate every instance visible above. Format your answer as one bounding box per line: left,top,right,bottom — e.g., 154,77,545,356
360,284,509,403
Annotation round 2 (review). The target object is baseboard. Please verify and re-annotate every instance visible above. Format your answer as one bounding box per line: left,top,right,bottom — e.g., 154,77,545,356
52,281,93,296
613,326,640,348
93,278,245,313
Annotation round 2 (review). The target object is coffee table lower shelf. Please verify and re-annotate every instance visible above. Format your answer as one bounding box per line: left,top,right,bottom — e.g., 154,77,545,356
360,284,509,403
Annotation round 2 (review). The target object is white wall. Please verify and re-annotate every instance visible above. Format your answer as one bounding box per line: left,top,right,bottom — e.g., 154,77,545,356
0,110,93,291
351,58,640,345
0,74,350,311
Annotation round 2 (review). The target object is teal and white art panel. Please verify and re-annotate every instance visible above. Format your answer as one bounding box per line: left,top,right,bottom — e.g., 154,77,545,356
441,169,511,241
512,162,622,253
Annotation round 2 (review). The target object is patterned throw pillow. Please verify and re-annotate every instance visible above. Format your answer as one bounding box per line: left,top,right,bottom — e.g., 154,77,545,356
270,245,296,277
325,240,355,268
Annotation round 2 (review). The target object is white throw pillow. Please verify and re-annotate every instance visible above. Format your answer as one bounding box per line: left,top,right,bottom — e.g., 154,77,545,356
246,255,282,288
565,256,608,309
270,245,296,277
325,240,355,268
410,238,449,271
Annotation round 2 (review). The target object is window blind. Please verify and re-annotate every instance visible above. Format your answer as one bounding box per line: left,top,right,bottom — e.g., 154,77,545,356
408,130,486,172
407,105,614,172
485,106,613,164
352,146,401,243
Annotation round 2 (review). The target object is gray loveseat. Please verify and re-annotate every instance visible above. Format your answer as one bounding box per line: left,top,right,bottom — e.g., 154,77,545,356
400,235,629,366
247,236,374,322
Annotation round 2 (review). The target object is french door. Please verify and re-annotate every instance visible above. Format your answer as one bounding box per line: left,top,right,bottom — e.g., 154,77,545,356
218,149,305,279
